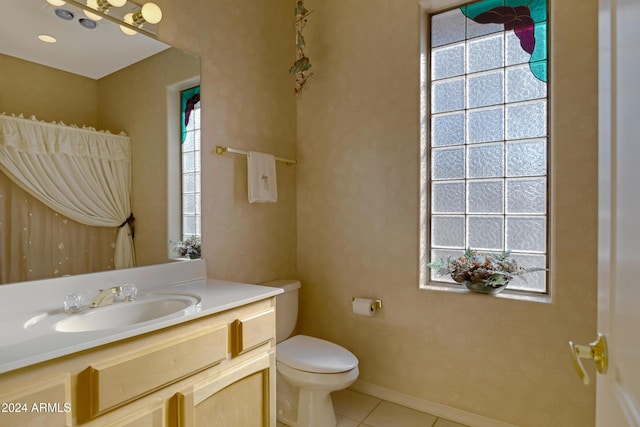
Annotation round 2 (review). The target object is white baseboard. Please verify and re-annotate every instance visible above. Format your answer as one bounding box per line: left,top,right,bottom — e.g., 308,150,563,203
349,380,519,427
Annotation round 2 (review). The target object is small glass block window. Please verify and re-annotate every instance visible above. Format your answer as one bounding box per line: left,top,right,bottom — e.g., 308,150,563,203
181,86,201,242
428,0,548,293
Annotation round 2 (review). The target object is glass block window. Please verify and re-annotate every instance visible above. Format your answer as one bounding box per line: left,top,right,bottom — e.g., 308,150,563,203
181,86,201,241
428,0,548,293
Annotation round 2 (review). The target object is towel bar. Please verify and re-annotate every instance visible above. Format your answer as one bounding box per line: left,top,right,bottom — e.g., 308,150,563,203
215,145,296,165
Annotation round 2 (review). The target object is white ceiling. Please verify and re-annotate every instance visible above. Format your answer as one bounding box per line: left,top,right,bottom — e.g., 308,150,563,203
0,0,170,79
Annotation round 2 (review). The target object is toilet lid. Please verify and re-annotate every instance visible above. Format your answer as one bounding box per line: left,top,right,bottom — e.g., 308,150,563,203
277,335,359,374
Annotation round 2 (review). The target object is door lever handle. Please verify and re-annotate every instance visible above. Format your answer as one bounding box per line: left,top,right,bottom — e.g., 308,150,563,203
569,333,608,385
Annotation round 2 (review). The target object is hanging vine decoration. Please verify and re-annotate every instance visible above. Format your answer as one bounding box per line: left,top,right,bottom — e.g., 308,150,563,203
290,1,313,94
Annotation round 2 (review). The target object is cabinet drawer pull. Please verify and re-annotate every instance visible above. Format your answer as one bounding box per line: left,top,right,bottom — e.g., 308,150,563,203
232,319,244,357
231,309,275,358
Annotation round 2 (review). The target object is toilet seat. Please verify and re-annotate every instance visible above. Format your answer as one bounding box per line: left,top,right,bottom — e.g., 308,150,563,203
276,335,358,374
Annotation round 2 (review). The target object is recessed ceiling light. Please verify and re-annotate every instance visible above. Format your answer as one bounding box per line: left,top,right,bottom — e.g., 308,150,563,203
38,35,57,43
46,0,66,6
54,8,74,20
79,18,98,29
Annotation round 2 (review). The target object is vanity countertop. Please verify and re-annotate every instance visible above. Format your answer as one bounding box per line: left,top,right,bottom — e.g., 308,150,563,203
0,260,282,374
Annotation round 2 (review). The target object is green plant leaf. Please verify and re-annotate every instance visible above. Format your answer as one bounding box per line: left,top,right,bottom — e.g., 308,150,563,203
296,31,306,50
295,1,308,16
289,56,311,75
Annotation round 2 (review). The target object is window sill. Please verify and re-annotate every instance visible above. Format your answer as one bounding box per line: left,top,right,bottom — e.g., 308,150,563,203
421,282,551,304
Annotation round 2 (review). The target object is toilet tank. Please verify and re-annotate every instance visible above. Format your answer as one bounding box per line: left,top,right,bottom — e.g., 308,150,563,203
260,279,301,343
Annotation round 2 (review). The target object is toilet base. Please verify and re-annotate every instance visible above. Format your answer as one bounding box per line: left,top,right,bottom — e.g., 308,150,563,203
297,388,337,427
276,374,299,426
276,364,358,427
276,387,336,427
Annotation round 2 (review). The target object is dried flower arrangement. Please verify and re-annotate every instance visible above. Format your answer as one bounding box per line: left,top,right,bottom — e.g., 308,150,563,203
427,249,544,294
172,237,201,259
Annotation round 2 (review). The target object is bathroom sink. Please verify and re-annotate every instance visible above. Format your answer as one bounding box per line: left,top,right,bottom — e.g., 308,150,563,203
25,293,202,333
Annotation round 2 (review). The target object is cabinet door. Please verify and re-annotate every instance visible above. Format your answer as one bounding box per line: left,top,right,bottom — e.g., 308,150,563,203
173,351,276,427
103,401,165,427
0,375,71,427
82,400,166,427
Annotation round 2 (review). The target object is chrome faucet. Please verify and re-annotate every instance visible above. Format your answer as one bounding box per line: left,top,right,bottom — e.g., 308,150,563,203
90,286,123,308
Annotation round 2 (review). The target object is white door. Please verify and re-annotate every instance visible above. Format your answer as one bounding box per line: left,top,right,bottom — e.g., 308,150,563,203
595,0,640,425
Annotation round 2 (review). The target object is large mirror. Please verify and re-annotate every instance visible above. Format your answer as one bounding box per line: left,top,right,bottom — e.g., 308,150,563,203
0,0,201,285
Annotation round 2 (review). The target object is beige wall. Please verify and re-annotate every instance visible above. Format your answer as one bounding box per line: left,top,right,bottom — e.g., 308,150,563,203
296,1,597,427
97,48,200,267
0,53,97,126
151,0,297,282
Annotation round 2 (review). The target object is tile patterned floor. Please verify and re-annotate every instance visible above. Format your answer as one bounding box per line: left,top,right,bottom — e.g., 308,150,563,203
276,389,470,427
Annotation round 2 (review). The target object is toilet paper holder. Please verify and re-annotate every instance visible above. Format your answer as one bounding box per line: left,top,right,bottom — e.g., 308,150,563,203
350,298,383,310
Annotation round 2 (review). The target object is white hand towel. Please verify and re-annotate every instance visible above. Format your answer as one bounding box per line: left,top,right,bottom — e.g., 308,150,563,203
247,151,278,203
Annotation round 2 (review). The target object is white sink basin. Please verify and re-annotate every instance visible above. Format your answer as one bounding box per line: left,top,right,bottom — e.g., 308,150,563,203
25,293,201,333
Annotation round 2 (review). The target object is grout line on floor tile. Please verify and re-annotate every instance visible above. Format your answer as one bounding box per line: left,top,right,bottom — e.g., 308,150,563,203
361,399,383,423
331,389,473,427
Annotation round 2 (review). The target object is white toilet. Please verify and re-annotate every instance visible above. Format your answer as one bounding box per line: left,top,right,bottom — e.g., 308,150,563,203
262,280,359,427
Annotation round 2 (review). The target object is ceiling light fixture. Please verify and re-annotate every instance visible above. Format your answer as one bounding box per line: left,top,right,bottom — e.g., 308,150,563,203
83,0,103,20
120,13,138,35
38,34,57,43
119,2,161,35
88,0,127,13
46,0,67,6
130,2,162,26
64,0,162,37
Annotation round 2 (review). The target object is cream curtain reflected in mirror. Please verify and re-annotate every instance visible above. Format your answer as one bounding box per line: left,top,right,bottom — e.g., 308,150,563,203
0,114,135,283
0,171,117,284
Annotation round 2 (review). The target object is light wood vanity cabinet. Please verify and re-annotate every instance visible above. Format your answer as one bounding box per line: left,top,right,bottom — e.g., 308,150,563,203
0,298,276,427
0,374,73,426
172,350,274,427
